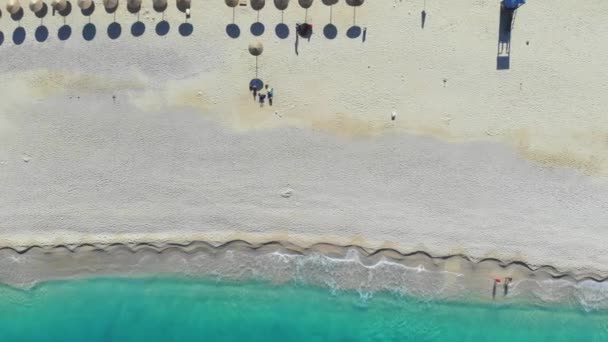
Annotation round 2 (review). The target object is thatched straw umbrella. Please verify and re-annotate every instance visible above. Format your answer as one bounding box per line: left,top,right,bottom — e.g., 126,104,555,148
51,0,67,11
251,0,264,11
298,0,312,9
225,0,238,7
29,0,44,13
176,0,190,12
127,0,141,13
274,0,288,10
249,41,263,78
6,0,22,14
248,41,264,56
345,0,363,5
77,0,93,10
102,0,118,11
153,0,167,12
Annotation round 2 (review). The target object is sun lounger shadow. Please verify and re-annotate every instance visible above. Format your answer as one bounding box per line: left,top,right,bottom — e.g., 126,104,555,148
497,5,515,70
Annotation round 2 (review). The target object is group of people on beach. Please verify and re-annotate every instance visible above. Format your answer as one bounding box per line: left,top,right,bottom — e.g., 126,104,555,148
492,277,513,299
250,84,274,107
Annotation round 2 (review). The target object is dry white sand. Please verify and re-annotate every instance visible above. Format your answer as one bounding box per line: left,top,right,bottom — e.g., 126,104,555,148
0,0,607,274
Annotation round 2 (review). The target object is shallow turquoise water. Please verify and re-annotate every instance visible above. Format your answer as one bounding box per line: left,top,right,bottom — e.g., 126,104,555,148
0,277,606,341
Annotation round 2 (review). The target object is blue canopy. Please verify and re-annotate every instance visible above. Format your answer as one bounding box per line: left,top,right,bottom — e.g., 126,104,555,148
503,0,525,9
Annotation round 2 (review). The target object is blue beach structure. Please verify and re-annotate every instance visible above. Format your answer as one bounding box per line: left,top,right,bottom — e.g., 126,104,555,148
503,0,525,10
497,0,525,70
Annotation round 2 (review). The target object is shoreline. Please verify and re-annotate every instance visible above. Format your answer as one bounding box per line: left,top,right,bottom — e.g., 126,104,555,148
2,237,607,310
2,231,608,278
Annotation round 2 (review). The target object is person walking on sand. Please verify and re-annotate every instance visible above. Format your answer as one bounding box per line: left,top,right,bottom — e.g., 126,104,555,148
249,84,256,100
258,86,267,107
492,278,501,299
266,85,274,106
503,277,513,296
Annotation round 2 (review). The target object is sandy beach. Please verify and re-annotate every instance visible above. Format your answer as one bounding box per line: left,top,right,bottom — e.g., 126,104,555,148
1,0,607,278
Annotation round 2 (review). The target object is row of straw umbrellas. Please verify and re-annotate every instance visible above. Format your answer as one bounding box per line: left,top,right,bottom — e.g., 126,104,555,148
1,0,363,18
225,0,364,10
3,0,191,16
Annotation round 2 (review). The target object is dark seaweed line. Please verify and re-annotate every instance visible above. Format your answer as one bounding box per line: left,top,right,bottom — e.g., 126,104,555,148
0,240,606,283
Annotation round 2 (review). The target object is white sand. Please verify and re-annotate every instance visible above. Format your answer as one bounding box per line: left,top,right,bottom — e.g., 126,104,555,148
0,1,607,273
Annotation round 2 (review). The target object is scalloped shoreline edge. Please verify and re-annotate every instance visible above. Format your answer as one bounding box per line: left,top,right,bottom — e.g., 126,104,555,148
1,239,607,284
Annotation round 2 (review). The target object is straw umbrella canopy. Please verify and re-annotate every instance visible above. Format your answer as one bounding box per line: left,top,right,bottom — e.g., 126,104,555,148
6,0,22,14
77,0,92,9
225,0,238,7
274,0,288,10
249,41,264,79
51,0,67,11
176,0,190,12
251,0,264,11
102,0,118,11
248,41,264,56
298,0,313,8
28,0,44,13
345,0,363,6
322,0,337,5
127,0,141,12
153,0,167,12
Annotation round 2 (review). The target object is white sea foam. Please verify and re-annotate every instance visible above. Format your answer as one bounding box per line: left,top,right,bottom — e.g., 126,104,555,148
0,243,607,310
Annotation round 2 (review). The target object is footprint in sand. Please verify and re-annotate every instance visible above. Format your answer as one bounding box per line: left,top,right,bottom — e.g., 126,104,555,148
280,188,293,198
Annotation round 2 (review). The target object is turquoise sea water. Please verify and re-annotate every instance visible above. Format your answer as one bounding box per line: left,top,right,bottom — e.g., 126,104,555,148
0,277,606,341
